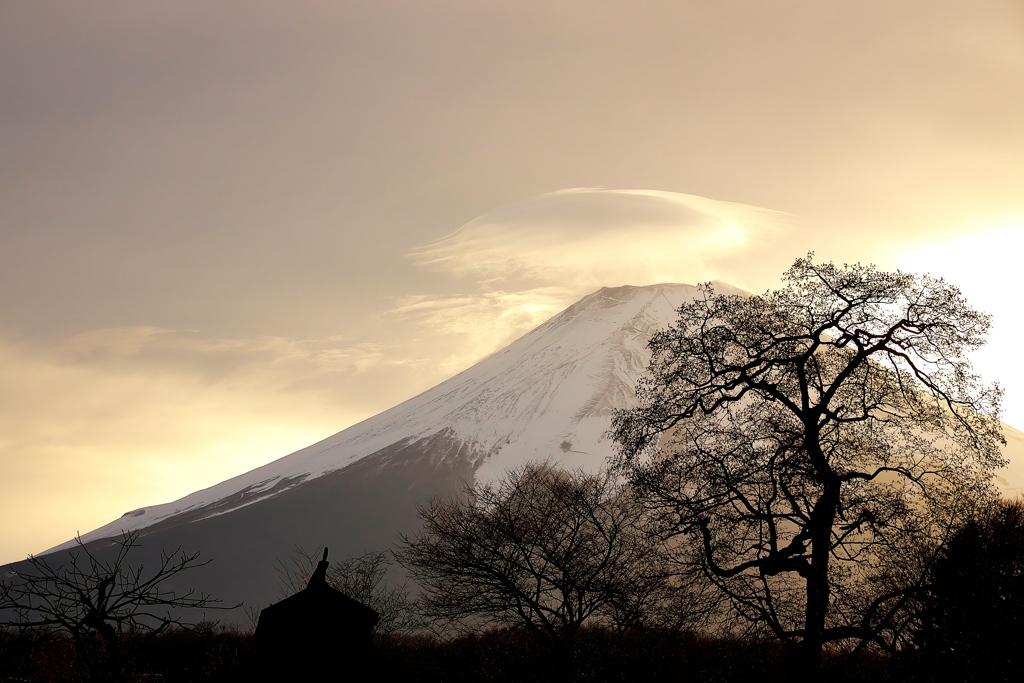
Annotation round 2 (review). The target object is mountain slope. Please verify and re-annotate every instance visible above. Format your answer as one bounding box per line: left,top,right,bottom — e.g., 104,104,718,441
53,282,729,554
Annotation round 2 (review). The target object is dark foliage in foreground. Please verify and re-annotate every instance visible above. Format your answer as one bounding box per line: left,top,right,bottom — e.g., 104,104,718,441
902,498,1024,683
1,624,901,683
0,624,251,683
378,628,793,683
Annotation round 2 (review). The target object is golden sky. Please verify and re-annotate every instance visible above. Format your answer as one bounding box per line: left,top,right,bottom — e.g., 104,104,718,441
2,1,1023,563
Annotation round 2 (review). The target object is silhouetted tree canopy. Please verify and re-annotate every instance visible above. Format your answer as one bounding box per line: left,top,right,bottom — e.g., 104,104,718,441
910,498,1024,682
611,255,1005,681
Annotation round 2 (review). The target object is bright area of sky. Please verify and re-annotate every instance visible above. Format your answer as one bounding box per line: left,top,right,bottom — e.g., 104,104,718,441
2,1,1023,564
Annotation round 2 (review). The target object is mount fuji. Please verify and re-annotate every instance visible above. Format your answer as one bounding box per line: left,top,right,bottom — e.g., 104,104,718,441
25,283,726,610
18,282,1024,613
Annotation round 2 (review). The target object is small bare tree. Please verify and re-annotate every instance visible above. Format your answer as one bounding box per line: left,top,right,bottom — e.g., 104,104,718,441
0,531,229,681
396,463,708,671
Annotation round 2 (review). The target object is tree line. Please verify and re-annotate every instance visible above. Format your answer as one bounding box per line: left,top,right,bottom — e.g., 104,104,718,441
2,256,1021,682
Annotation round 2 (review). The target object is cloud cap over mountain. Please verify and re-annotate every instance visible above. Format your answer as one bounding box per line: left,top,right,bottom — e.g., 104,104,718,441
411,188,789,287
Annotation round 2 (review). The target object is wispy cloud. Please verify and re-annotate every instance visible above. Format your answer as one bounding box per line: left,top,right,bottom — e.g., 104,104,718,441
397,188,792,365
389,287,578,373
0,327,447,561
60,326,392,377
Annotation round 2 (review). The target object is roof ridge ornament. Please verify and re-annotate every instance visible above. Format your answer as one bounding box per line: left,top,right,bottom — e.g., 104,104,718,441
307,546,329,588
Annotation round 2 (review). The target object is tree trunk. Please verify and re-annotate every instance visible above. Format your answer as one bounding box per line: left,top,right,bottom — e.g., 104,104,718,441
800,481,840,683
553,628,578,682
83,619,122,683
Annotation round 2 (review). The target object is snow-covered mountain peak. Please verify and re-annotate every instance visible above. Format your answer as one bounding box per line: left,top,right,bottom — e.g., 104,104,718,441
50,282,729,552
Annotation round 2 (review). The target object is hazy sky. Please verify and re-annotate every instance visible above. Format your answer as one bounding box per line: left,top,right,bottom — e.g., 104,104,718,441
2,1,1023,563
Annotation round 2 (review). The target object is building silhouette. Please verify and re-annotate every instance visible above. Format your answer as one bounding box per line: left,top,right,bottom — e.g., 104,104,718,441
250,547,382,680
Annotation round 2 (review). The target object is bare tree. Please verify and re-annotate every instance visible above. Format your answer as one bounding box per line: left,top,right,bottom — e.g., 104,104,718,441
275,546,419,635
396,463,708,671
611,256,1004,681
0,531,229,681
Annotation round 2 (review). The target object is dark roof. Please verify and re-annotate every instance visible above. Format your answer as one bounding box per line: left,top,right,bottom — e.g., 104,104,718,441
260,580,379,628
255,548,380,637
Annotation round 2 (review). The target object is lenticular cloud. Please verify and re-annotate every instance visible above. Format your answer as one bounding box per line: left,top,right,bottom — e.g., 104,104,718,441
408,188,789,289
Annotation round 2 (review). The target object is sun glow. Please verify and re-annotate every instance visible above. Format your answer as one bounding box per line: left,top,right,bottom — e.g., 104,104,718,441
895,219,1024,430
